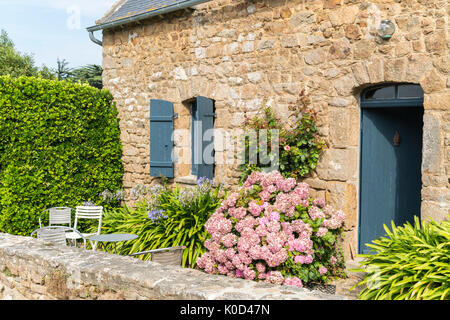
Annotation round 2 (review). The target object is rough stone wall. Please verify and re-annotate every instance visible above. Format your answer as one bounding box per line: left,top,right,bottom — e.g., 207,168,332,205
0,233,347,300
101,0,449,260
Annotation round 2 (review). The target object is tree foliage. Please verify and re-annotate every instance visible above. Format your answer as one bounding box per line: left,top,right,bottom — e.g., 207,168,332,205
0,29,103,87
0,30,38,78
71,64,103,89
56,58,73,81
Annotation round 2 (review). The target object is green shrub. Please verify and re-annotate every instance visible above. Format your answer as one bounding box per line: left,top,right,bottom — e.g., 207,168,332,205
0,76,123,235
100,178,225,268
352,216,450,300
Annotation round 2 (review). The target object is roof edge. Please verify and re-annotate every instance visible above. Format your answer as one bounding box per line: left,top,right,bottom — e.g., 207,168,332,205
87,0,211,32
96,0,128,25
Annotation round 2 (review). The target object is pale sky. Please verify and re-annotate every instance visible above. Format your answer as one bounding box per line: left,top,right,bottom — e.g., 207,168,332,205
0,0,117,69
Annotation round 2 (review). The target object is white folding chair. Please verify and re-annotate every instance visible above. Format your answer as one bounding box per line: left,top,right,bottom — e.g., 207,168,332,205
39,207,72,228
31,226,86,248
65,206,103,250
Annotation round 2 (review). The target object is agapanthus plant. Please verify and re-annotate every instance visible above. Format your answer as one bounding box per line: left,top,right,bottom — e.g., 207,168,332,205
197,171,346,288
99,177,224,268
147,209,168,222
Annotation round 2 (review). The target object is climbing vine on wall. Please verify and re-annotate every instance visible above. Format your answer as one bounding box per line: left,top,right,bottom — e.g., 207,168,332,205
240,89,326,183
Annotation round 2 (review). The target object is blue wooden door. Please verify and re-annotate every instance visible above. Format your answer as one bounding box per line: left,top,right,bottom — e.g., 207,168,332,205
359,84,424,254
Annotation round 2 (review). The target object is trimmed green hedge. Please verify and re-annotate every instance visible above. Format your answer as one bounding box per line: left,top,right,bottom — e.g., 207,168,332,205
0,76,123,235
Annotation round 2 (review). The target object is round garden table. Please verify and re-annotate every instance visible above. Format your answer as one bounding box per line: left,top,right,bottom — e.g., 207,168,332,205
88,233,138,255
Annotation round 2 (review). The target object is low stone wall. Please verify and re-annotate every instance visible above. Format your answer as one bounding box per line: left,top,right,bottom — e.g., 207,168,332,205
0,233,349,300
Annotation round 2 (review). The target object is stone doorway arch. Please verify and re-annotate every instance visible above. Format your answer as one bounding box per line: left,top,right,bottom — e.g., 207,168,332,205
319,54,447,258
350,54,446,222
358,83,424,253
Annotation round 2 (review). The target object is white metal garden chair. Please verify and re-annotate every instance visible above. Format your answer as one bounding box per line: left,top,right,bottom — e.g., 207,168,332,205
39,207,72,228
31,226,87,248
65,206,103,250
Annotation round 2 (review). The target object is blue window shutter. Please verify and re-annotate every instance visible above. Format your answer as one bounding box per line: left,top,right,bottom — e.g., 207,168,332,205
196,96,215,180
191,101,199,176
150,99,174,178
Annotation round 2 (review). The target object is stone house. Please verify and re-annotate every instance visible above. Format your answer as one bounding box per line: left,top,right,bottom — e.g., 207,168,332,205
87,0,449,260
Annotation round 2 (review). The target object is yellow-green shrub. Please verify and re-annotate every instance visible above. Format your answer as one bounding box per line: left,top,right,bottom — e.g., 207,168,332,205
0,76,123,235
352,216,449,300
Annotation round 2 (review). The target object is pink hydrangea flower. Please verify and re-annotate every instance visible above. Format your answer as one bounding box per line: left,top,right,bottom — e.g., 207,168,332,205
225,192,239,207
238,251,252,265
319,266,328,275
235,216,257,232
248,245,261,260
276,177,296,192
316,227,328,237
257,216,269,226
308,206,325,220
228,207,247,220
284,277,303,288
330,256,337,265
313,198,326,208
221,233,237,248
243,266,256,280
259,246,272,261
197,171,345,287
237,235,255,252
266,184,277,194
246,171,263,185
304,254,314,264
274,193,291,214
293,183,310,200
294,255,305,264
266,220,281,233
248,200,263,217
266,232,286,253
321,206,346,229
225,247,235,260
214,249,228,263
281,222,293,236
255,224,268,237
225,260,234,270
232,255,244,270
291,219,307,234
256,262,266,273
267,248,289,267
288,239,307,253
259,190,271,201
268,211,280,222
265,271,284,285
235,269,244,278
218,264,228,275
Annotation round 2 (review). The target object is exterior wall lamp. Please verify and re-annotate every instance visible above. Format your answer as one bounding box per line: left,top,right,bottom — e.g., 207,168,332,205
377,19,396,40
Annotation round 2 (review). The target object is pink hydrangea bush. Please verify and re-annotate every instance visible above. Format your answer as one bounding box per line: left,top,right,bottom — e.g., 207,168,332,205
197,171,346,288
